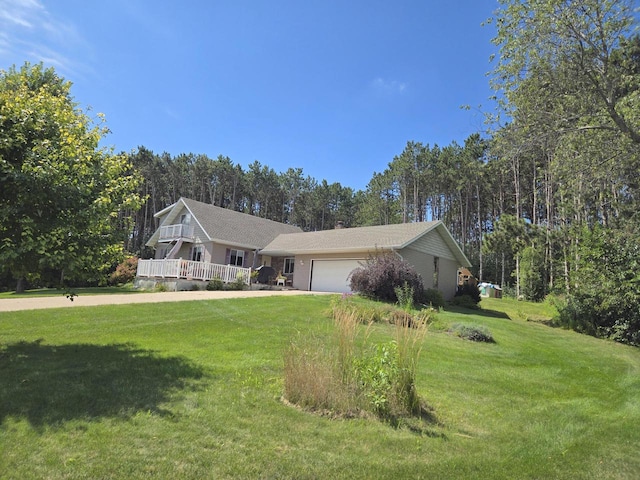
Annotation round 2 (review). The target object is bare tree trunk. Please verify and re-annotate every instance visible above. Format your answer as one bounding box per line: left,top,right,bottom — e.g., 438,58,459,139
545,150,553,292
476,183,483,282
515,253,520,298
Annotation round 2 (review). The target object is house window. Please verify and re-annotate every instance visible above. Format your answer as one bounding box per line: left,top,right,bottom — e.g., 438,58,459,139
283,258,295,275
190,245,204,262
229,249,244,266
180,213,191,225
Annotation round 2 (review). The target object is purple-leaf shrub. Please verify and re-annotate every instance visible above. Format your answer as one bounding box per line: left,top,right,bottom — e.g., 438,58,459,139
349,253,424,304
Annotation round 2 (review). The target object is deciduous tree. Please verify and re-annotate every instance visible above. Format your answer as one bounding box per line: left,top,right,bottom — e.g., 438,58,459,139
0,63,142,292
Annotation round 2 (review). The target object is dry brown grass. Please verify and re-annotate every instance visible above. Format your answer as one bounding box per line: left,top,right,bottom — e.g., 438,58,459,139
283,331,363,415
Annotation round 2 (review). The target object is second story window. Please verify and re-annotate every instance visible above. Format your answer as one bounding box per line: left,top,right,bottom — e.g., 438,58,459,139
180,213,191,225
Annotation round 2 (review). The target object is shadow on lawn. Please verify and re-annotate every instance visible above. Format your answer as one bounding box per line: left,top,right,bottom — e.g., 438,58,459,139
444,305,510,320
0,340,205,428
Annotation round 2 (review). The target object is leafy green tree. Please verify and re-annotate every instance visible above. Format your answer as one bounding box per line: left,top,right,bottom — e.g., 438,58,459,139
485,0,640,300
556,224,640,346
490,0,640,144
0,63,142,292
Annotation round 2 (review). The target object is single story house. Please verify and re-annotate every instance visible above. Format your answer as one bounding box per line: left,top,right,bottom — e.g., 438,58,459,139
137,197,471,299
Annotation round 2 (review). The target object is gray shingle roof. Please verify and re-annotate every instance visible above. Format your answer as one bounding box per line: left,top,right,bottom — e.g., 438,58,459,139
185,198,303,249
261,222,441,254
148,198,302,250
262,221,470,266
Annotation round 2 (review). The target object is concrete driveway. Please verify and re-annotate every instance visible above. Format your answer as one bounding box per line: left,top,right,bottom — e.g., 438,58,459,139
0,289,333,312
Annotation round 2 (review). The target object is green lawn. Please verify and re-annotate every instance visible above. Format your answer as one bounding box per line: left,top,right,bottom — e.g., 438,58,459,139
1,295,639,479
0,284,141,299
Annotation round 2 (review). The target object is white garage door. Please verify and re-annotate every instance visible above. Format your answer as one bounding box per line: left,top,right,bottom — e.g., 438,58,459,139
310,259,364,293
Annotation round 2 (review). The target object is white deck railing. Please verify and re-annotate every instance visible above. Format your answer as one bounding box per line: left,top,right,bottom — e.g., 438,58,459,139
137,259,251,284
159,224,195,241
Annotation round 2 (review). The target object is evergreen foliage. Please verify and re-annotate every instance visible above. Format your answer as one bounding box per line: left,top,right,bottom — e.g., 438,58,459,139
206,277,224,291
454,284,481,305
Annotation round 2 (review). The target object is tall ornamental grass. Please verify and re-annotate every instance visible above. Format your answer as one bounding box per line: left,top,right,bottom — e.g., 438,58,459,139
283,296,429,420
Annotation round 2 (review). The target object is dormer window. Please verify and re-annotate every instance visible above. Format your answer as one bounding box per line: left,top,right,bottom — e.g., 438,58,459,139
180,213,191,225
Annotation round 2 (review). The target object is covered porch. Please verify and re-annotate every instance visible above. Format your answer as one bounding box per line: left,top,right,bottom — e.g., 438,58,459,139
137,259,251,285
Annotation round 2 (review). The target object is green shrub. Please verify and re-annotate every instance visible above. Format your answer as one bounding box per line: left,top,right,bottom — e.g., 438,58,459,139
154,282,168,292
450,323,494,343
354,342,399,415
501,284,517,298
554,226,640,346
207,277,224,291
454,283,481,304
423,288,445,309
228,274,248,291
449,295,480,309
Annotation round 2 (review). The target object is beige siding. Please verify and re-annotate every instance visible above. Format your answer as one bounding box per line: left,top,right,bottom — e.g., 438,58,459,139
209,244,228,264
172,206,208,244
398,247,460,300
409,229,457,261
438,257,459,300
292,255,312,290
209,243,258,268
399,248,435,288
203,243,214,263
156,237,257,269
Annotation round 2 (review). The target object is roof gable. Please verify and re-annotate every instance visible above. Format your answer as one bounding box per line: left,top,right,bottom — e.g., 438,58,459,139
147,197,302,249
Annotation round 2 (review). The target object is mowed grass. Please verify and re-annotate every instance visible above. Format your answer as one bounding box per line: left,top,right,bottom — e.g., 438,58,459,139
1,295,639,479
0,285,141,299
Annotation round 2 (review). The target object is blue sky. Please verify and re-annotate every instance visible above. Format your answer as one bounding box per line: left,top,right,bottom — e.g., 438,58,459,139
0,0,499,191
